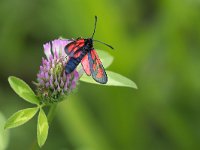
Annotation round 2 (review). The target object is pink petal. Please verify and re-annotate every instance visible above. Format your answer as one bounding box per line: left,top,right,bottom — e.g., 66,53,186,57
43,42,52,60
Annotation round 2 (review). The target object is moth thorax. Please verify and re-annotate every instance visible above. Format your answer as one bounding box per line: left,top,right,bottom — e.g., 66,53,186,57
85,38,93,48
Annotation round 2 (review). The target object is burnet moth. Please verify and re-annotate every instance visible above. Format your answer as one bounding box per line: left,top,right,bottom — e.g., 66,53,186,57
64,16,114,84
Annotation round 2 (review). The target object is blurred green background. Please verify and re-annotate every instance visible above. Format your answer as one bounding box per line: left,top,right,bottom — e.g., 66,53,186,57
1,0,200,150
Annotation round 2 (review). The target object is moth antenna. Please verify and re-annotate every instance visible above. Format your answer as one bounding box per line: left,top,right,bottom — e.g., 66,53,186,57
93,40,114,49
91,16,97,39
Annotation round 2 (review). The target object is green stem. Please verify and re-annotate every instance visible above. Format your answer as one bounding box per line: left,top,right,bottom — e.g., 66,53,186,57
47,103,58,124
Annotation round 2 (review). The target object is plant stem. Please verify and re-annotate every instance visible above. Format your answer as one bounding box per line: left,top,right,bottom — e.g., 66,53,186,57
47,103,58,124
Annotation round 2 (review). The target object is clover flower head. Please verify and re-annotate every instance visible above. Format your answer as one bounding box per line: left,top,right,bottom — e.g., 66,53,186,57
35,39,79,103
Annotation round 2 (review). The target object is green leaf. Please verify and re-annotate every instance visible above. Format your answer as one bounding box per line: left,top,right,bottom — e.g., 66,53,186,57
96,49,114,68
37,108,49,147
4,107,39,129
80,71,137,89
8,76,40,105
0,112,9,150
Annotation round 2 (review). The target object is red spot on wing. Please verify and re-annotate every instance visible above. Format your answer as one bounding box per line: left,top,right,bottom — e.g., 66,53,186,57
90,49,106,80
91,51,96,60
65,39,85,56
93,62,97,70
81,54,91,75
96,68,104,78
73,51,82,58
